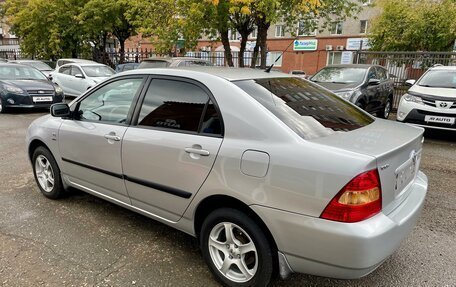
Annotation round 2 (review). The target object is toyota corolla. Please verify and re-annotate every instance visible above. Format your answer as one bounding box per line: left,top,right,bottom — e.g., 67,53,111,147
26,67,427,287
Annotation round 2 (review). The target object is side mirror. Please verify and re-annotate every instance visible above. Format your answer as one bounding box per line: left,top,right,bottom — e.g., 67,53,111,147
368,78,381,86
50,103,70,117
405,79,416,87
75,74,85,79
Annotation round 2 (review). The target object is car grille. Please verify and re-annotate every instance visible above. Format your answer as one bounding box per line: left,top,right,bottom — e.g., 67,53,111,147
422,95,456,109
27,90,55,97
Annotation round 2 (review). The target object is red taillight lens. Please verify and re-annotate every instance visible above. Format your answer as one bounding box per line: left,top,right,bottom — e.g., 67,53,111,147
320,169,382,223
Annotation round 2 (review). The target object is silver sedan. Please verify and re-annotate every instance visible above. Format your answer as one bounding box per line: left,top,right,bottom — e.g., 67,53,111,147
26,67,427,287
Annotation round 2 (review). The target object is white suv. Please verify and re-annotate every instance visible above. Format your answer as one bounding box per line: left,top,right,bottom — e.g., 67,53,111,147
397,66,456,130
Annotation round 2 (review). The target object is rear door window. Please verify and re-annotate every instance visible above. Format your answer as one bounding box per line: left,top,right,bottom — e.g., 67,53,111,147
137,79,219,134
235,77,374,139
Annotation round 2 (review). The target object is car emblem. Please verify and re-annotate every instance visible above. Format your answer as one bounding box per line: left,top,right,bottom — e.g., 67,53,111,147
38,90,45,94
436,101,452,109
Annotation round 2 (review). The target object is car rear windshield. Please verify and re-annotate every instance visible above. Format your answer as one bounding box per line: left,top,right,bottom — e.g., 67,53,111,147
234,77,374,139
418,70,456,88
138,61,170,69
311,67,367,84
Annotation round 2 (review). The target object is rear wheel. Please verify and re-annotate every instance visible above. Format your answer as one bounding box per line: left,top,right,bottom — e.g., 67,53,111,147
200,208,274,287
32,146,65,199
379,98,392,119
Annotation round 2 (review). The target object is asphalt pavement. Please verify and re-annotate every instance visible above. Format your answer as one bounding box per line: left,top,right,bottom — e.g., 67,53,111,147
0,110,455,287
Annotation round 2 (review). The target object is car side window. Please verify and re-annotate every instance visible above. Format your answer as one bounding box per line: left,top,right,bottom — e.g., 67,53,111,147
200,100,222,135
59,66,71,75
137,79,217,134
76,78,143,124
71,66,83,76
367,67,378,80
376,67,388,81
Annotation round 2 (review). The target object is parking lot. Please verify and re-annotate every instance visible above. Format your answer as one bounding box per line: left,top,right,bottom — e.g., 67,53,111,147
0,110,455,287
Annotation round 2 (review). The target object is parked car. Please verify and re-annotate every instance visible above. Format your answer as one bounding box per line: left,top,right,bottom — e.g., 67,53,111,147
138,57,213,69
397,65,456,130
27,67,427,286
51,63,115,97
54,58,97,71
0,63,63,113
115,62,139,73
311,64,395,119
9,59,54,77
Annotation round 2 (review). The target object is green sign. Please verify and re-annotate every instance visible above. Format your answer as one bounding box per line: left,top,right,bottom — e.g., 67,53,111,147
293,39,318,51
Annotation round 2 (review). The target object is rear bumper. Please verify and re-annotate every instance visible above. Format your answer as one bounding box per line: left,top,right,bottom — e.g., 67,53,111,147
251,171,428,279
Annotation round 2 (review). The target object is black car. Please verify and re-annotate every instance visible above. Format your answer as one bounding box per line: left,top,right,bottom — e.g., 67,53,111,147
0,63,64,113
311,64,394,119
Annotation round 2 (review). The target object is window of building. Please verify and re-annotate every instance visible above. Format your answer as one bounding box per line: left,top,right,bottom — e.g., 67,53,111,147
267,52,283,67
297,21,317,36
330,22,343,35
251,26,257,39
228,29,240,41
327,52,342,65
360,20,368,34
275,25,285,37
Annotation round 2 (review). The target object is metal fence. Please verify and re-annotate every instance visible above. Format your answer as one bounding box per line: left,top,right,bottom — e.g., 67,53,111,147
354,51,456,109
0,49,26,60
185,51,259,67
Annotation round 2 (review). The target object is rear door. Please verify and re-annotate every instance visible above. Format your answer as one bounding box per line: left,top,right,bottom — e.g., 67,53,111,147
69,65,89,95
122,77,223,222
59,76,146,203
53,65,74,96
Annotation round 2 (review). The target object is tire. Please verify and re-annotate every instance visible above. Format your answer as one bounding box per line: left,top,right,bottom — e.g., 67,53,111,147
355,101,365,110
32,146,65,199
200,208,274,287
379,98,392,119
0,98,7,114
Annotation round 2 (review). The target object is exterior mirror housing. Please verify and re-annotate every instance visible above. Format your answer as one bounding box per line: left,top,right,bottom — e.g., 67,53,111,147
75,74,85,79
368,78,381,86
50,103,70,117
405,79,416,86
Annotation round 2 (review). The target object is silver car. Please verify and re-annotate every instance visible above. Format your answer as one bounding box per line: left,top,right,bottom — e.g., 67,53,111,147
26,67,428,286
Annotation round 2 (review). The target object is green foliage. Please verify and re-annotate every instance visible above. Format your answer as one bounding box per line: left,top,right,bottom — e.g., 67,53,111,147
370,0,456,51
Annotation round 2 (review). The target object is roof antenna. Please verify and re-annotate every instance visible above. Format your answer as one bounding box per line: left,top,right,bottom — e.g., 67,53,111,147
265,36,299,73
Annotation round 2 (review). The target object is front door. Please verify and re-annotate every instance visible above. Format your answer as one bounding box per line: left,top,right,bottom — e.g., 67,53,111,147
122,78,223,222
59,77,145,203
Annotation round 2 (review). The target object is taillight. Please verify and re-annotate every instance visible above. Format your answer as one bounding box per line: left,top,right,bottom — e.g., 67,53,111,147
320,169,382,223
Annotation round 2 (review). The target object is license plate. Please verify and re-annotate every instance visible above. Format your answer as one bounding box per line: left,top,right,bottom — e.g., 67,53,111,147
395,151,421,195
424,115,455,125
33,96,53,102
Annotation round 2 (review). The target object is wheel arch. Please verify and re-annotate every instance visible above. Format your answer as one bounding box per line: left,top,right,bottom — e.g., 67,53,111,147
193,194,279,259
28,139,51,161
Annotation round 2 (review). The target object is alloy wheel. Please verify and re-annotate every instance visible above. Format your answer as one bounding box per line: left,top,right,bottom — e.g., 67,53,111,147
208,222,258,283
34,155,55,193
384,100,392,118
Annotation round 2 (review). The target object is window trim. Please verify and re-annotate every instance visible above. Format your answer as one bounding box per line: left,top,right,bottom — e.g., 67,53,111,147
131,75,225,138
275,25,285,38
329,22,343,35
70,75,149,127
360,20,368,34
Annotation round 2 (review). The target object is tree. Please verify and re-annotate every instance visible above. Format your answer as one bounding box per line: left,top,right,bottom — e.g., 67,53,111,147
3,0,88,59
369,0,456,51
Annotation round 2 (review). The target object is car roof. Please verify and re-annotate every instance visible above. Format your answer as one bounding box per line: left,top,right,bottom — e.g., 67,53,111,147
61,63,107,67
57,58,96,63
324,64,380,69
0,63,34,68
429,65,456,71
142,57,211,62
121,66,292,81
10,59,44,63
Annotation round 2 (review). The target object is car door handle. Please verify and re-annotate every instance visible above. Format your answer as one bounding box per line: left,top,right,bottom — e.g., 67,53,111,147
104,134,121,141
185,147,210,156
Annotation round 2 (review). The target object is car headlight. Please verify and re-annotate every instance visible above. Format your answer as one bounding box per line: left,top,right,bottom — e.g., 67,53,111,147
335,90,356,101
403,94,423,104
54,86,63,94
3,84,24,95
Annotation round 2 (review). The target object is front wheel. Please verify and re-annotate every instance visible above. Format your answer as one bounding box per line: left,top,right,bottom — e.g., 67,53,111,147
32,146,65,199
200,208,274,287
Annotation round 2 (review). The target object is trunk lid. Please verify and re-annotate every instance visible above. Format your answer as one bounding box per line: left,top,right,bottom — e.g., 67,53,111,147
311,119,424,214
